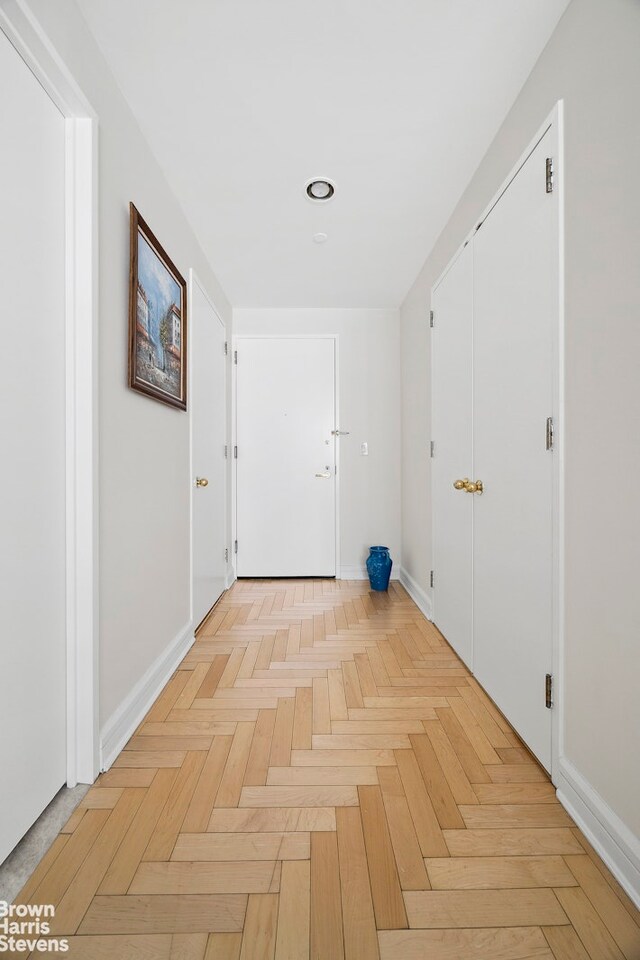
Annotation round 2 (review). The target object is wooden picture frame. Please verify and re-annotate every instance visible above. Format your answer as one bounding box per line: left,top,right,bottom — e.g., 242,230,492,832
128,202,187,410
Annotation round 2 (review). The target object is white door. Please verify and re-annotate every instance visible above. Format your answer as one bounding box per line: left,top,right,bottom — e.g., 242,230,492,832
236,338,336,577
191,275,227,627
431,242,474,666
0,30,67,862
473,127,556,769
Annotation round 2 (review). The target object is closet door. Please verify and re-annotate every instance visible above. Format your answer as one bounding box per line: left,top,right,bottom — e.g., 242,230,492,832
431,243,473,666
473,127,557,770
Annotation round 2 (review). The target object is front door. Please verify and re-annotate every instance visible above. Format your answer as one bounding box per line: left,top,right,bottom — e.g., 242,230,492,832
235,337,336,577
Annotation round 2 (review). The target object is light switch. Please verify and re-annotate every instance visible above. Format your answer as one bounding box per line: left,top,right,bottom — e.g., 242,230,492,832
360,442,368,456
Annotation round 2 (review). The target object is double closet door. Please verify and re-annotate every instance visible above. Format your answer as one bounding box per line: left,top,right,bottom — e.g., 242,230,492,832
432,122,559,772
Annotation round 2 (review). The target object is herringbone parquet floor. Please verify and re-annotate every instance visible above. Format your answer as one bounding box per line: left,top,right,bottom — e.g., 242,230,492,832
14,579,640,959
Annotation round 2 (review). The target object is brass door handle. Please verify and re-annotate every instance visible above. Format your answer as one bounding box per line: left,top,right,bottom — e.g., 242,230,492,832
453,477,483,494
465,479,483,495
195,477,209,487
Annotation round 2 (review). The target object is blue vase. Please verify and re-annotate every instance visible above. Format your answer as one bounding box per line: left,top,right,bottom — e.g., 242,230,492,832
366,546,392,591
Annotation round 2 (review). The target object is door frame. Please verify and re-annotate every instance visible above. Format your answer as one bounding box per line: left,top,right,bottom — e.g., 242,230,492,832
188,269,228,625
232,334,340,580
0,2,100,785
430,102,565,784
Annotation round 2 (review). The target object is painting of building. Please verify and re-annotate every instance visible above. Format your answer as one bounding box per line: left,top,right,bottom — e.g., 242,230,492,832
129,205,187,409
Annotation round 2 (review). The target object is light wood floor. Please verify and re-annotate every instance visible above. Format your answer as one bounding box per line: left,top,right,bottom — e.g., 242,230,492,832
15,579,640,959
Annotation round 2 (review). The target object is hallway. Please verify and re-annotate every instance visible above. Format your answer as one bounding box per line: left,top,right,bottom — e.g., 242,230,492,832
14,579,640,958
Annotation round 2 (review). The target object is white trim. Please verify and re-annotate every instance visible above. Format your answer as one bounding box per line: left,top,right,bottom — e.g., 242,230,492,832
333,337,341,579
232,334,340,579
0,0,96,115
432,107,561,293
339,565,368,580
100,621,195,772
552,100,566,785
231,337,237,581
339,565,401,582
399,566,433,621
64,115,100,786
0,0,99,786
188,270,228,627
556,758,640,909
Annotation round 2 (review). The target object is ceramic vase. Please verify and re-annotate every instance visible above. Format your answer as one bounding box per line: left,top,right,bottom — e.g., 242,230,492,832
366,545,392,591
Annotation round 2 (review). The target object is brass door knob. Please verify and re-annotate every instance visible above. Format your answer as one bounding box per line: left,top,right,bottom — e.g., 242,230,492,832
195,477,209,487
465,479,483,495
453,478,469,490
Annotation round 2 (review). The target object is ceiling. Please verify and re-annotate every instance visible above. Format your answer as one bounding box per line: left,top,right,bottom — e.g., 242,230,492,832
76,0,570,308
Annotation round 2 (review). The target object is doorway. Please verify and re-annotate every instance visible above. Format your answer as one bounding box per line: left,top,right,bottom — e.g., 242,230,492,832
190,272,228,627
0,9,98,864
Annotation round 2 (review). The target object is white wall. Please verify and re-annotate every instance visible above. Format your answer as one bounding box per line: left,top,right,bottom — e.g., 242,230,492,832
27,0,232,733
234,309,401,576
400,0,640,896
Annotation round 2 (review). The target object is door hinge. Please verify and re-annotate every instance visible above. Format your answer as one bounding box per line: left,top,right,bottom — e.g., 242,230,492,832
545,157,554,194
225,547,229,563
430,310,434,328
233,445,238,459
430,440,435,458
545,416,554,451
234,540,238,554
430,570,435,589
545,673,553,708
224,341,228,356
224,444,228,459
234,350,238,365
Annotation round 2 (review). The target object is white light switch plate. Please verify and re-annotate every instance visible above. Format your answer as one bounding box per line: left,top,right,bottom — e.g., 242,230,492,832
360,442,368,456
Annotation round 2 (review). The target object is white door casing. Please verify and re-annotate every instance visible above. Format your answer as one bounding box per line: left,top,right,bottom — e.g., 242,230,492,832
0,28,67,863
0,7,99,796
190,272,228,626
235,337,337,577
431,242,474,667
473,125,557,771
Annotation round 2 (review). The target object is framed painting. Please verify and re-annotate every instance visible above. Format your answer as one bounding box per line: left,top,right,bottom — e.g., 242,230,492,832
128,203,187,410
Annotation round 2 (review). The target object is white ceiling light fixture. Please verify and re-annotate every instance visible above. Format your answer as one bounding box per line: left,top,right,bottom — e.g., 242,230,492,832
305,178,335,202
313,232,328,243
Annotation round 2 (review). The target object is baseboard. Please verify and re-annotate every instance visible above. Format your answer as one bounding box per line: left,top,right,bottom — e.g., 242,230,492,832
399,566,433,621
339,565,399,581
100,620,195,771
225,569,236,590
339,565,368,579
556,757,640,908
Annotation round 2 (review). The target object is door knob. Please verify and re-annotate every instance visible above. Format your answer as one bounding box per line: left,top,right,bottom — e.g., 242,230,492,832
453,478,469,490
195,477,209,487
315,472,331,479
465,479,483,495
